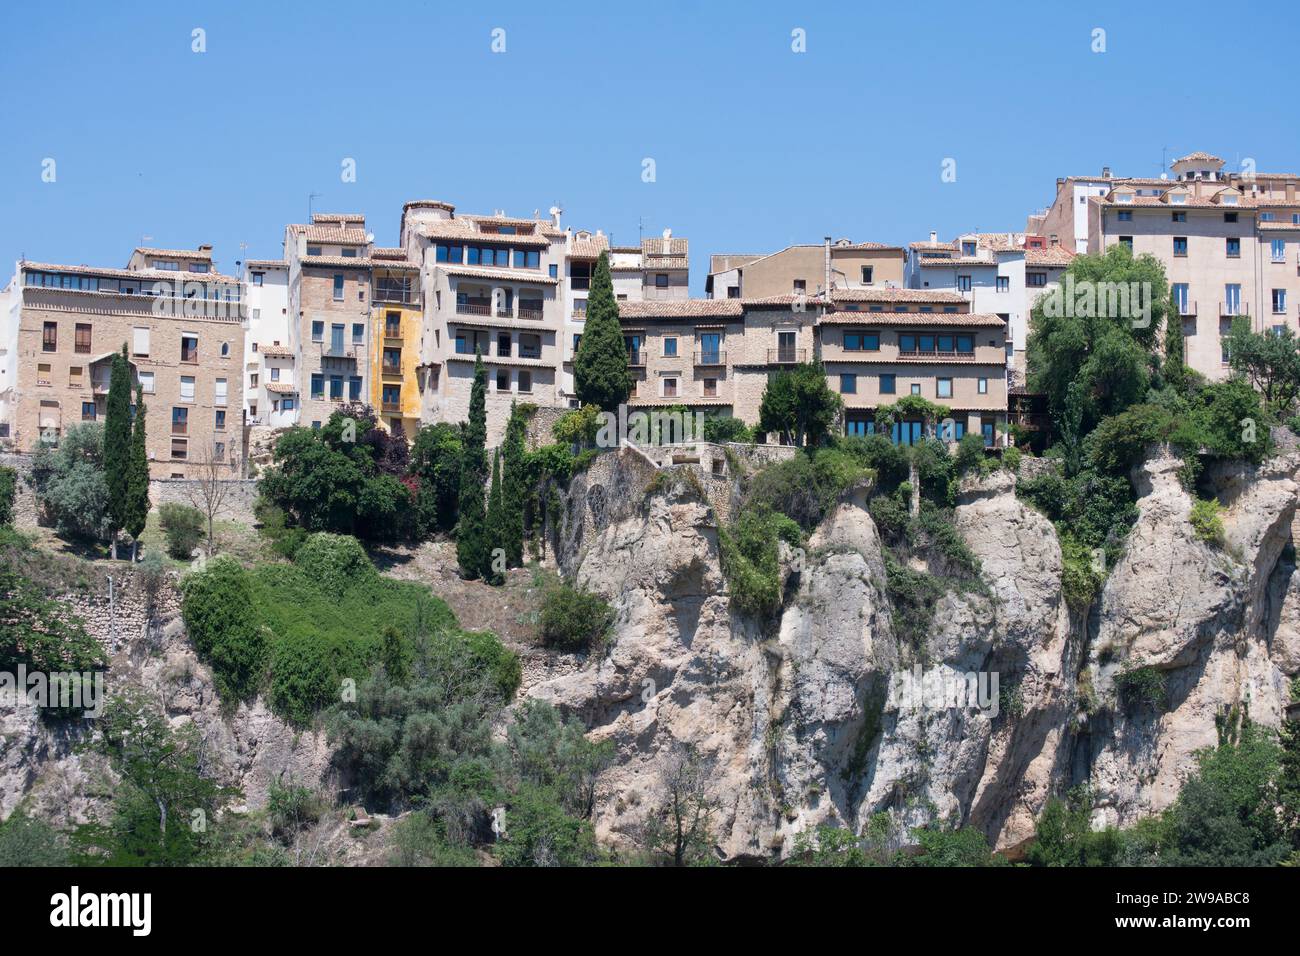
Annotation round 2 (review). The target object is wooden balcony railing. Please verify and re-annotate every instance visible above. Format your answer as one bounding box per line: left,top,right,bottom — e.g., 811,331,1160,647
768,348,806,364
693,351,726,366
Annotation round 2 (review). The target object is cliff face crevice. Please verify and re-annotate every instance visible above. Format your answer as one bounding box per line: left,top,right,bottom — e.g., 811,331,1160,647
532,447,1300,860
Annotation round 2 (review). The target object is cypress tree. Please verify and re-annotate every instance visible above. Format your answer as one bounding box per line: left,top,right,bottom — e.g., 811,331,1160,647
1165,287,1186,394
501,402,527,566
103,344,133,559
124,384,151,560
456,349,490,579
573,251,630,411
485,447,505,586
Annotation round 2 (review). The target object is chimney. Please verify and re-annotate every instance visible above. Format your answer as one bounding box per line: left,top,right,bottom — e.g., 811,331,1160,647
1194,179,1203,200
549,206,562,230
662,227,672,256
1287,182,1297,203
823,236,832,297
1102,166,1111,179
197,243,213,255
929,230,938,245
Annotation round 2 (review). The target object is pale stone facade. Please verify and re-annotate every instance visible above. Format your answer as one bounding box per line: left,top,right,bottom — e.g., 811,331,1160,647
4,248,245,477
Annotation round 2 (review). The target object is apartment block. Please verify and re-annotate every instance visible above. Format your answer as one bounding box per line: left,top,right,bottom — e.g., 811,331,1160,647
1034,151,1300,380
906,231,1074,381
1,245,245,476
369,248,422,438
242,259,292,428
706,238,906,299
284,214,374,426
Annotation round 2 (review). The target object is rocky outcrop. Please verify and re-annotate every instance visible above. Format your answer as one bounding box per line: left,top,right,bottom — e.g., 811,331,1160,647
527,447,1300,861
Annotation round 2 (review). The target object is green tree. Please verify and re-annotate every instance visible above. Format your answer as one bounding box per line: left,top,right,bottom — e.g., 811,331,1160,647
485,447,505,585
1224,315,1300,416
409,421,462,535
1165,287,1187,395
1027,243,1168,436
757,361,843,446
0,466,16,526
123,384,150,559
573,251,630,411
501,402,527,566
456,349,491,579
27,423,112,542
103,345,133,559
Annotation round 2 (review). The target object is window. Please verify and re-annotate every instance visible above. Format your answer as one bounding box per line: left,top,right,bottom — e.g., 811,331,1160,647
662,377,677,398
333,274,344,300
1272,239,1287,262
382,384,401,407
341,248,357,258
171,439,188,460
455,334,471,355
1118,236,1133,251
1173,283,1190,315
978,377,988,394
42,322,57,351
1027,272,1047,288
1226,237,1241,258
655,273,669,289
1117,209,1132,221
861,266,874,283
214,378,227,405
961,241,977,256
910,384,921,396
307,246,322,256
936,378,953,399
81,401,96,421
957,275,972,292
956,335,974,354
1225,212,1238,223
511,249,541,269
1274,289,1288,314
132,327,150,356
518,370,531,393
663,337,677,357
349,377,362,401
792,279,806,294
1225,284,1242,315
703,378,718,397
283,398,295,411
1173,237,1188,257
548,264,558,278
496,370,510,392
844,333,861,350
1172,211,1187,222
330,324,345,353
435,243,464,264
352,323,365,343
180,376,195,401
329,377,343,400
311,374,324,399
899,333,916,353
213,441,225,459
215,409,226,430
996,276,1010,293
840,374,856,394
252,272,264,286
727,286,740,298
138,371,154,393
698,332,721,363
181,335,198,363
880,373,896,394
74,323,92,353
312,321,324,342
172,406,188,434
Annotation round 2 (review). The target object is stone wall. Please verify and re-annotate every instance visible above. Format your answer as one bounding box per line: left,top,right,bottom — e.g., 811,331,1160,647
0,452,39,529
59,566,183,654
523,404,571,450
1016,454,1060,481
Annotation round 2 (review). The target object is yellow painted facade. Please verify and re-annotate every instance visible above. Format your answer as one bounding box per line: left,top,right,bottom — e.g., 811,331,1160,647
370,301,422,437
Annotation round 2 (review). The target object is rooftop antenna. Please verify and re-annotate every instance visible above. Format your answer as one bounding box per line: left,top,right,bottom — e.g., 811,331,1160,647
237,241,249,269
308,192,322,220
1161,146,1169,176
140,234,153,248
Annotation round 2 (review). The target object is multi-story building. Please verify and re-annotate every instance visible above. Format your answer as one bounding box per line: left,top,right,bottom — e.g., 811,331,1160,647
242,259,292,428
705,238,906,299
906,231,1074,380
284,214,374,426
559,226,690,402
1,245,245,476
369,247,422,438
616,287,1008,445
1033,151,1300,379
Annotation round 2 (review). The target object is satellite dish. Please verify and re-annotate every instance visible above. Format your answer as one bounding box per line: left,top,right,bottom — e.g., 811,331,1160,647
365,232,375,243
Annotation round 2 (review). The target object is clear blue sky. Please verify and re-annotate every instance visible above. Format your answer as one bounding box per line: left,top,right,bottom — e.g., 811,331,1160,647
3,0,1298,292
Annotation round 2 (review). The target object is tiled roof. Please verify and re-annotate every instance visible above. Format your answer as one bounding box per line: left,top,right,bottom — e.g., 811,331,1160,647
619,299,743,319
305,225,368,244
259,345,294,359
822,311,1006,327
917,256,998,267
569,234,610,258
264,382,299,394
299,255,374,269
832,241,905,252
641,236,689,269
312,213,366,224
133,246,213,261
439,264,558,285
909,240,957,251
244,259,286,269
1258,220,1300,231
402,199,456,213
21,259,240,284
1173,151,1223,165
831,288,967,304
1025,246,1076,266
418,219,551,247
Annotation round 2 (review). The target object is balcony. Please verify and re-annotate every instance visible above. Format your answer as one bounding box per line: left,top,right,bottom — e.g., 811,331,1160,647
381,401,401,413
897,349,976,361
518,347,542,360
172,421,188,436
1220,302,1250,318
373,282,415,304
693,350,726,366
627,350,645,367
768,348,806,364
457,302,492,317
518,307,544,321
382,364,403,378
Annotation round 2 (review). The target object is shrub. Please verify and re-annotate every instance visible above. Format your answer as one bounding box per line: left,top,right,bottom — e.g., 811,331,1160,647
1114,664,1167,711
1190,498,1225,545
954,432,987,476
539,581,614,652
1002,446,1022,474
28,423,111,541
294,532,377,595
884,554,946,651
158,502,205,559
702,415,751,444
1059,533,1104,613
254,499,307,560
838,434,909,494
180,556,267,703
267,780,325,840
719,507,803,620
0,466,16,526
